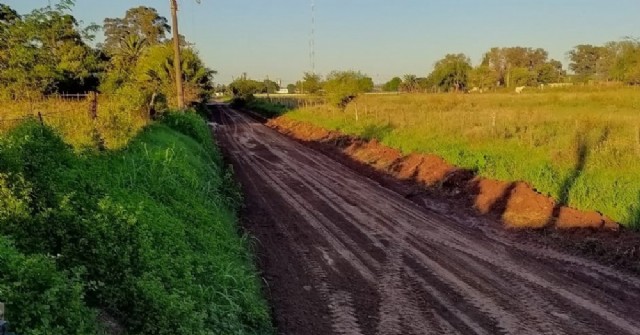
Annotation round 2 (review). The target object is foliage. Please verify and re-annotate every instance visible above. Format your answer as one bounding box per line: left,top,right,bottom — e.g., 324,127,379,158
102,6,169,56
0,235,99,335
382,77,402,92
297,72,323,94
568,44,607,82
284,89,640,228
427,54,472,92
133,43,215,107
468,65,499,90
0,115,274,334
323,70,373,108
229,77,261,98
247,99,290,118
481,46,564,87
0,1,101,97
100,7,213,109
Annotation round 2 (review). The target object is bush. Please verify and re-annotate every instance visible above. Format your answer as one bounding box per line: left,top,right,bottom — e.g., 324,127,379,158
0,236,99,335
0,118,273,334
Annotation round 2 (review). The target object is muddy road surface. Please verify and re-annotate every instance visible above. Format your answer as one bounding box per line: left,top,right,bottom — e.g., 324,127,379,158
210,103,640,335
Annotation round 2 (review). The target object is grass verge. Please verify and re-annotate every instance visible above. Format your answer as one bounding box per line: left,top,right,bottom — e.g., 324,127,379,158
0,112,273,334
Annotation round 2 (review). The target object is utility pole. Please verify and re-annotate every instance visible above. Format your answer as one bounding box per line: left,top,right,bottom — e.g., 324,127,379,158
170,0,185,109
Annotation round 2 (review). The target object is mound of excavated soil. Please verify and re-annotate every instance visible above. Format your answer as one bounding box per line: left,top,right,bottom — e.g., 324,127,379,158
267,117,618,230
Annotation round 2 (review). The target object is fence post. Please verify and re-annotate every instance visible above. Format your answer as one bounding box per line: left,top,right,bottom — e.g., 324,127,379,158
37,112,44,125
88,91,105,151
88,91,98,121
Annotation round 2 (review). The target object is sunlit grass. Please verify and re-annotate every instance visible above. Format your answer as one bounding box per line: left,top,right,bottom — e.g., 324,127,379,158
0,95,148,150
284,88,640,227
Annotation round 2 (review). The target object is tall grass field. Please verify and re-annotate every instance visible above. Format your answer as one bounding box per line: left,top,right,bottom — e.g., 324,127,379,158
0,112,273,334
0,94,149,150
282,88,640,228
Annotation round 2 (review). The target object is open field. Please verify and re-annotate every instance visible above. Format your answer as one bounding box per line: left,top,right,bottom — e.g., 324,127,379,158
279,88,640,227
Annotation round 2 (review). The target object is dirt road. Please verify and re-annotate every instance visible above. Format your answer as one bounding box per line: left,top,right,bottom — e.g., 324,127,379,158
210,103,640,335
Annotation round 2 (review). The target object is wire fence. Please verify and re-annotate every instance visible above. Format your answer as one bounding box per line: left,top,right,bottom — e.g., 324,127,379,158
0,92,151,150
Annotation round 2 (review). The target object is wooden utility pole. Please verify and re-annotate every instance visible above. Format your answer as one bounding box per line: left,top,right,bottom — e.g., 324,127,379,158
170,0,185,109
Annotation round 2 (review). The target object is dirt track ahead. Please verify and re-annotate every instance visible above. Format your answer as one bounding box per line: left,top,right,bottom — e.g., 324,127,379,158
210,103,640,335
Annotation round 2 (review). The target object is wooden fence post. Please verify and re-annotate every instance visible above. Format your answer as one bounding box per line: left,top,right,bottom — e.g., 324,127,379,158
88,91,98,120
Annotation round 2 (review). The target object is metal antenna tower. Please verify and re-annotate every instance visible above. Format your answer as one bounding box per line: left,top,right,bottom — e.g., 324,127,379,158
309,0,316,74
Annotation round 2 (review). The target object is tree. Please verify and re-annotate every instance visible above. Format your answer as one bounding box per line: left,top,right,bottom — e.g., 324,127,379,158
400,74,419,92
229,76,262,98
568,44,606,82
0,1,101,97
323,70,373,108
469,65,499,90
287,83,296,94
535,60,565,84
134,43,214,107
300,72,322,94
427,53,472,92
382,77,402,92
482,46,553,87
262,79,279,94
606,39,640,84
102,7,170,56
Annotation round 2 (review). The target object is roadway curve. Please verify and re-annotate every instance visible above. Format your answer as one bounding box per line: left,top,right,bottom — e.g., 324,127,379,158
210,103,640,335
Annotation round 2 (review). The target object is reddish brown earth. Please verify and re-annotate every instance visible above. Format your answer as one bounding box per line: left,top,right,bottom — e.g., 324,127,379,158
268,117,618,230
209,103,640,335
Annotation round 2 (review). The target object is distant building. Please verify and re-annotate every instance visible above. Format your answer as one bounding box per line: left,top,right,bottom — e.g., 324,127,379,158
276,88,289,94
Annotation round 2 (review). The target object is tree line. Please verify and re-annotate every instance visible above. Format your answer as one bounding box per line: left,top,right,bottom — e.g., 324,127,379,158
380,41,640,93
0,0,213,108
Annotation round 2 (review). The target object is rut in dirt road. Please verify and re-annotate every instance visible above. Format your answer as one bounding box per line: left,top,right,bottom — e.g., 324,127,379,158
210,103,640,335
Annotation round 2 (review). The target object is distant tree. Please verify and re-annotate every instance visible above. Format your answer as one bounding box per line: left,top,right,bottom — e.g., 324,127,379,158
482,46,552,87
382,77,402,92
607,39,640,85
469,65,499,90
287,83,296,94
427,53,472,92
510,67,536,86
535,59,565,84
399,74,419,92
323,70,373,108
262,79,279,94
568,44,606,82
229,77,262,98
102,7,170,56
300,72,322,94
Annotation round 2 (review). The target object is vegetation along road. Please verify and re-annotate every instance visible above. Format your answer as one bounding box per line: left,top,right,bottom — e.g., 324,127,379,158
211,103,640,335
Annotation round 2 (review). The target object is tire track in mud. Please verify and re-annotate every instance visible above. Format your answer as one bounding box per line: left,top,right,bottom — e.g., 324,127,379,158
211,104,640,335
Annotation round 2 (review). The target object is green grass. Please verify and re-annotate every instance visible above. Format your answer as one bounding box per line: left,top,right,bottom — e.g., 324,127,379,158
0,113,273,334
282,88,640,228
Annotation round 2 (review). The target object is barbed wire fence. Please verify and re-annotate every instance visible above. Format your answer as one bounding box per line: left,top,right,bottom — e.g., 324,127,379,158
0,91,152,150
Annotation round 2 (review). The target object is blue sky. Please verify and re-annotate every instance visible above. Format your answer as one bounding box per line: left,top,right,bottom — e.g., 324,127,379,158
5,0,640,84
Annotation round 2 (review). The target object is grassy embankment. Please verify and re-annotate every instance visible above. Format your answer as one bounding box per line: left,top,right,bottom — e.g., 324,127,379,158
267,88,640,228
0,110,273,334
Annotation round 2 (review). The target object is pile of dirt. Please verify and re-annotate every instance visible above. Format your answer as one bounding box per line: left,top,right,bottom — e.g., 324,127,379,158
267,117,618,230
